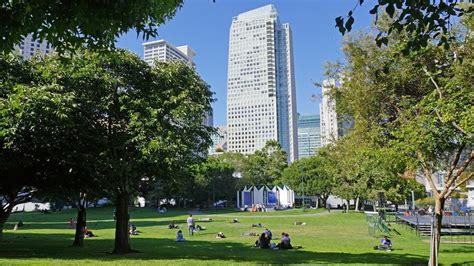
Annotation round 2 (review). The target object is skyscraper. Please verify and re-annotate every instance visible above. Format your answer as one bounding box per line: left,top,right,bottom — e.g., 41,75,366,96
143,39,212,127
297,114,321,158
143,39,195,67
14,33,53,60
320,79,338,146
226,5,298,161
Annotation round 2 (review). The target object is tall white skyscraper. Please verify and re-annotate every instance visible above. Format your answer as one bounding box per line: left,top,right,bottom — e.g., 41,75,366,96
320,79,338,146
226,5,298,161
143,39,196,67
14,34,53,60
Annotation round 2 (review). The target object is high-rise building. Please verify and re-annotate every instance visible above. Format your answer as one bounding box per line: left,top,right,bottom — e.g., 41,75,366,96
226,5,298,161
142,39,211,126
297,114,321,158
14,33,53,60
320,79,338,146
209,126,228,155
143,39,195,67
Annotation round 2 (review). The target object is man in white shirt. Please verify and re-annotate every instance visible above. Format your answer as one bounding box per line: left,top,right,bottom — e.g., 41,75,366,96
186,214,195,236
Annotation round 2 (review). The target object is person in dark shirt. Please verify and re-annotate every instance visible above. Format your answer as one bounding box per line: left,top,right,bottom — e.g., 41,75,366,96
255,232,270,249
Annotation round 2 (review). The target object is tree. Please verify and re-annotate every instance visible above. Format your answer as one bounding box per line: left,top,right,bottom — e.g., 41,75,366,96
337,1,473,51
26,54,110,247
192,156,237,207
281,149,335,208
328,15,472,265
59,50,213,253
242,140,288,185
0,54,38,241
0,83,76,241
1,1,183,54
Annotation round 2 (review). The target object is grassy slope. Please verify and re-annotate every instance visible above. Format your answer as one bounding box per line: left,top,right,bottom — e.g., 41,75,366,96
0,207,472,265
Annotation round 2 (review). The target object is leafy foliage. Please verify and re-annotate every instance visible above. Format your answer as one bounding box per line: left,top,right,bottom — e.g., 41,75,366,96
0,1,183,54
242,140,288,185
337,1,473,51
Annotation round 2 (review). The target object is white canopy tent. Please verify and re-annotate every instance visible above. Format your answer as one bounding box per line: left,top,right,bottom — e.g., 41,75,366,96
236,185,295,209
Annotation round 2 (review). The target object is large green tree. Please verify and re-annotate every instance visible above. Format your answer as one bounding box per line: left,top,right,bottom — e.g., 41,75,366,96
0,54,38,241
281,149,335,208
242,140,287,185
1,1,183,53
192,156,237,207
329,15,472,265
62,50,213,253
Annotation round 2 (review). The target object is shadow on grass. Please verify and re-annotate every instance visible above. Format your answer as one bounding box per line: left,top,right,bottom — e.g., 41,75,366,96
0,232,429,264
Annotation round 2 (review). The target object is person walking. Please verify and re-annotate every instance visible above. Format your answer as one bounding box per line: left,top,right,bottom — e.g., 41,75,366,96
186,214,195,236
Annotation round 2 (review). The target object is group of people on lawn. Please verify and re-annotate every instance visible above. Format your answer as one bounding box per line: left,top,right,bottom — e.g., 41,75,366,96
68,213,391,252
255,229,293,250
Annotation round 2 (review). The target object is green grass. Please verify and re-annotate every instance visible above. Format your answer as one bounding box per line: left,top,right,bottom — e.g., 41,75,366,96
0,207,473,265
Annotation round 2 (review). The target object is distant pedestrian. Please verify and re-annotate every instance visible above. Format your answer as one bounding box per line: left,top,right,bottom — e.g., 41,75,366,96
326,203,331,213
186,214,195,236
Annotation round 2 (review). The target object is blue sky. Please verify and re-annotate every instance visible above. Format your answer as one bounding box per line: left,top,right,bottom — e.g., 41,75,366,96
116,0,374,126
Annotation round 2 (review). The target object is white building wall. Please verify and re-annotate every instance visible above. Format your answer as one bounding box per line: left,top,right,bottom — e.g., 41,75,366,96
320,79,338,146
14,33,53,60
226,5,297,161
143,40,195,67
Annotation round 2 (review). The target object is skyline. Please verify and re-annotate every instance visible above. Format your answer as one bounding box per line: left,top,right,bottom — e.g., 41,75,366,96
116,0,374,126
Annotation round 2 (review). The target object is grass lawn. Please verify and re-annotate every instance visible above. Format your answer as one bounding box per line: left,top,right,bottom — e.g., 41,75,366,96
1,207,473,265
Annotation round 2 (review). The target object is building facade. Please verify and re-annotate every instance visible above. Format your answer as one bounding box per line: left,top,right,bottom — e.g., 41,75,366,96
320,79,338,146
226,5,298,161
14,33,53,59
297,114,321,158
143,39,196,67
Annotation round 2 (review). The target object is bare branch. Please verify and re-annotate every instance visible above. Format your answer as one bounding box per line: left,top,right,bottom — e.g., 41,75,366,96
417,151,440,198
443,150,473,198
444,144,466,187
429,76,442,99
450,172,474,195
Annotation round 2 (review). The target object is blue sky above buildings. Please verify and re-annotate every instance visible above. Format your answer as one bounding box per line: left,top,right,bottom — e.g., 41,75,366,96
116,0,374,126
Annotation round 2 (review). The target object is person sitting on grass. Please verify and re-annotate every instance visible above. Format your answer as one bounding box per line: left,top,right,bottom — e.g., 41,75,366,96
264,228,272,240
84,227,95,238
231,218,239,223
374,235,392,251
168,221,179,229
175,230,185,242
129,223,139,235
254,232,270,249
195,224,206,232
216,232,226,238
252,223,262,228
277,233,293,250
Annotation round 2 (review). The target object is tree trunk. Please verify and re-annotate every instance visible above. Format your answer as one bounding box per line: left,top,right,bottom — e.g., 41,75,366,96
0,204,14,242
113,192,133,254
429,197,445,266
355,197,360,211
72,205,86,247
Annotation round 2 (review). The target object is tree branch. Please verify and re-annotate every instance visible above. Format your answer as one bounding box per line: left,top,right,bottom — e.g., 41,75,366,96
443,150,473,199
417,151,440,198
450,172,473,195
444,144,466,187
429,76,442,99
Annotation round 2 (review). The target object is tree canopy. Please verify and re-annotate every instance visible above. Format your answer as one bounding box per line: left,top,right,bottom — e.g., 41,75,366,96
1,0,183,54
337,1,473,51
